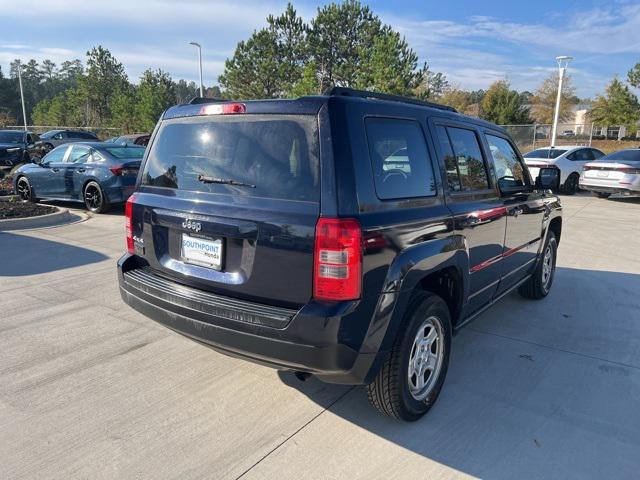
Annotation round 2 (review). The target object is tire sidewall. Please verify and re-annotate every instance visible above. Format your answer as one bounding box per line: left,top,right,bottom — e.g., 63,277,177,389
398,294,452,419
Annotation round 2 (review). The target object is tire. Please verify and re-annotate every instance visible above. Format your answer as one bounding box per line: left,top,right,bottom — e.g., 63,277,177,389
83,181,110,213
519,231,557,300
593,192,611,199
366,292,452,421
561,173,579,195
16,176,36,203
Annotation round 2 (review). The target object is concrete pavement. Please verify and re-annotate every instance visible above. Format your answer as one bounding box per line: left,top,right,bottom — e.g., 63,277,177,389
1,195,639,479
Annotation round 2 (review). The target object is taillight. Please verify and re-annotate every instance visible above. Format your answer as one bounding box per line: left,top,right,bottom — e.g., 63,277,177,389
110,166,138,176
313,218,362,301
125,193,137,254
619,167,640,174
199,102,246,115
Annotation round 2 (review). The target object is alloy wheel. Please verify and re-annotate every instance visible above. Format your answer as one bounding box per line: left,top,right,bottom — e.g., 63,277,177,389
17,178,31,202
407,316,444,401
541,243,554,290
85,185,102,211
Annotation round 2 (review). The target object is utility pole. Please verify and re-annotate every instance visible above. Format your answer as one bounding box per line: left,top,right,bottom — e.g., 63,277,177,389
16,61,28,131
550,56,573,147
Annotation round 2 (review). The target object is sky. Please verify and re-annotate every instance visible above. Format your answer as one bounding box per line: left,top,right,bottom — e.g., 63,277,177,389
1,0,639,98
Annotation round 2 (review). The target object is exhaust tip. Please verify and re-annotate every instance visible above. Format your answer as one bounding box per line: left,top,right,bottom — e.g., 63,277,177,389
294,371,312,382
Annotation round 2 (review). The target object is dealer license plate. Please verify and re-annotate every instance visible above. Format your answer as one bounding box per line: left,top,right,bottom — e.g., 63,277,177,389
181,234,223,269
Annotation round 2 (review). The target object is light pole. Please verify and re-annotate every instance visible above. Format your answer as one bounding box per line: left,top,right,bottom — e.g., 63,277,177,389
550,55,573,147
16,61,28,131
189,42,204,97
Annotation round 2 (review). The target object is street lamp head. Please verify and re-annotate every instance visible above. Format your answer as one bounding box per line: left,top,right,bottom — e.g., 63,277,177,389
189,42,201,48
556,55,573,68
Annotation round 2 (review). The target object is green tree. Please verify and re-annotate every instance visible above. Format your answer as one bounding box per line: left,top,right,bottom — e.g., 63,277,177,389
219,4,306,98
628,62,640,89
590,78,640,134
355,27,424,96
530,72,576,124
135,69,176,131
79,46,128,124
220,1,430,98
413,65,449,100
110,84,138,133
480,80,530,124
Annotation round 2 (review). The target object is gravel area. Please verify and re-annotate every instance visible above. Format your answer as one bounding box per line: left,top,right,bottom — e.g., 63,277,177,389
0,201,56,219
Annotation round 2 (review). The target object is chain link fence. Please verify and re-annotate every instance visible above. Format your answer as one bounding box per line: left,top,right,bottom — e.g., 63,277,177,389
502,123,640,154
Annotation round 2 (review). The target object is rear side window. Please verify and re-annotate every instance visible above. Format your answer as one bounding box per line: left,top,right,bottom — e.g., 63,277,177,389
437,126,489,191
142,115,319,201
365,118,436,200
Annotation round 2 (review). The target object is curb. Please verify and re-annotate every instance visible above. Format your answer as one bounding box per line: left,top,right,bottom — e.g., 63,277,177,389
0,206,81,231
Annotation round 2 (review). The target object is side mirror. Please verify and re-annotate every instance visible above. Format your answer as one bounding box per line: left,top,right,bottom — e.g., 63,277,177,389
33,156,44,165
535,167,559,191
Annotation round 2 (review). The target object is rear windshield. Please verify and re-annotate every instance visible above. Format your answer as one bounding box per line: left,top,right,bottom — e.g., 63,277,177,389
524,149,567,159
602,150,640,162
104,146,146,159
142,115,319,201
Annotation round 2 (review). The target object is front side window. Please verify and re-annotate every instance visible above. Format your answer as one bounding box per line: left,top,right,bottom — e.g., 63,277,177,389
365,118,436,200
42,145,67,164
486,134,526,190
440,127,489,191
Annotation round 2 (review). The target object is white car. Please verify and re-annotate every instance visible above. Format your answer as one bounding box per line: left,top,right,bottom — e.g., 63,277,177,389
523,146,605,194
579,148,640,198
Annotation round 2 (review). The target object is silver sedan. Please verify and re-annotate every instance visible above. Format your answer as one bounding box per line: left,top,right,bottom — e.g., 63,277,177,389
579,148,640,198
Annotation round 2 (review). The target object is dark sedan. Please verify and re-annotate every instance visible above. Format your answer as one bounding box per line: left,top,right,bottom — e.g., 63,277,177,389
0,130,45,168
13,142,145,213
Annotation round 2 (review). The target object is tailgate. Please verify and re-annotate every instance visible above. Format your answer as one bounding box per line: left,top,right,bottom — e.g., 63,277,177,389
130,113,320,308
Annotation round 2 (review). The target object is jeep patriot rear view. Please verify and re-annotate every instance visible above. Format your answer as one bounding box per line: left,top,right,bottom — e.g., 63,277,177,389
118,88,562,421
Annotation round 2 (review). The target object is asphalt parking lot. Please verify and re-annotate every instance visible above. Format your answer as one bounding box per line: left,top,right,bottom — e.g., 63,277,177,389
1,194,639,480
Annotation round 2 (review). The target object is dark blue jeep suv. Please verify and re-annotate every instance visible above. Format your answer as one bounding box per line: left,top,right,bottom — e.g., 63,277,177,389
118,88,562,421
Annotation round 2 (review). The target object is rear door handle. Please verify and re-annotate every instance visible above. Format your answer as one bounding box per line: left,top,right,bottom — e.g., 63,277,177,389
51,167,60,172
76,168,86,173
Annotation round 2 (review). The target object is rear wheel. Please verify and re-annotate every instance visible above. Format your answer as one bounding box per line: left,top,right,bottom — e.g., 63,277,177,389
83,181,110,213
519,231,557,299
593,192,611,199
366,292,452,421
561,173,579,195
16,176,36,203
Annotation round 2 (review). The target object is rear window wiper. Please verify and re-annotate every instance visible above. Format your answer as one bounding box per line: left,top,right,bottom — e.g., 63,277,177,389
197,175,256,188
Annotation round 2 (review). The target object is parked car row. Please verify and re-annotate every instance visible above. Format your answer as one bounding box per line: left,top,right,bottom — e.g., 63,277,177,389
523,144,640,198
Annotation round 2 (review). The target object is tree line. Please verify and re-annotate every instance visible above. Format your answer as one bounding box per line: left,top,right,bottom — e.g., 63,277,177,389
0,46,220,132
1,1,639,134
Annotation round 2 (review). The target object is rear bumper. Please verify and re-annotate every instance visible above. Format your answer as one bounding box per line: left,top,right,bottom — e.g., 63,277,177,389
579,178,640,195
117,254,378,384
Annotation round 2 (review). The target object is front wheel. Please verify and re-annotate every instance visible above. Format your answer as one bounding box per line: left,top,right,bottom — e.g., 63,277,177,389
83,181,110,213
519,232,557,299
366,292,452,421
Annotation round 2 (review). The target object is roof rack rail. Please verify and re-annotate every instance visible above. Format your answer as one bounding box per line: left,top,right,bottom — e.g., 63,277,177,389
188,97,229,105
325,87,457,113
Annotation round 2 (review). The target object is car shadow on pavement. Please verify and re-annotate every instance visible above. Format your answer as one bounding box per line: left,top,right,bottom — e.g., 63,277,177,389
0,232,108,276
38,200,125,216
276,266,640,478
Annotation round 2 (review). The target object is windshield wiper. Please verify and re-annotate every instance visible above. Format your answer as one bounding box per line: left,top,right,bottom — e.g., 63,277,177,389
197,174,256,188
